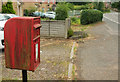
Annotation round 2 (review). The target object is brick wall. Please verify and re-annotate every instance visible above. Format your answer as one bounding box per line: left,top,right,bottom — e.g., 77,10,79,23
0,1,2,13
40,18,71,38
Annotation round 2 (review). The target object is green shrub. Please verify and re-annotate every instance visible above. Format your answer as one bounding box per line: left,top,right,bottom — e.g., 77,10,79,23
71,17,78,23
68,28,74,37
111,2,120,11
55,3,69,20
97,2,104,12
66,3,74,10
74,5,89,10
93,2,99,9
103,8,110,13
23,9,29,16
80,9,103,25
74,3,94,10
23,7,37,16
2,1,15,14
2,4,7,13
71,17,80,25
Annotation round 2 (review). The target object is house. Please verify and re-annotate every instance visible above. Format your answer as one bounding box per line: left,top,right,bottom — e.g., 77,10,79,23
0,0,3,13
0,0,56,16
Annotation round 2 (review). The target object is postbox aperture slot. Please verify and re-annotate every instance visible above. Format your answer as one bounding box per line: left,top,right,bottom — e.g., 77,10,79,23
33,35,40,41
34,24,41,29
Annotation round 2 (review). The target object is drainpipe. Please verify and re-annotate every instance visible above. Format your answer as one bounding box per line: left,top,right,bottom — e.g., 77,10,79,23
17,0,23,16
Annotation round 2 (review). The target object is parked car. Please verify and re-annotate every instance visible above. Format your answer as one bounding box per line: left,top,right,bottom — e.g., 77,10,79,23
0,14,19,49
2,14,19,20
44,11,56,19
0,14,7,49
33,11,45,18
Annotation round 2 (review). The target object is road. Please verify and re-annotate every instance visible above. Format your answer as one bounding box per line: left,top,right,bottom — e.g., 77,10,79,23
75,12,119,80
103,11,119,35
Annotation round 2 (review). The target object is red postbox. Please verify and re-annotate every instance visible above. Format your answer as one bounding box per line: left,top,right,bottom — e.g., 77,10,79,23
4,17,41,71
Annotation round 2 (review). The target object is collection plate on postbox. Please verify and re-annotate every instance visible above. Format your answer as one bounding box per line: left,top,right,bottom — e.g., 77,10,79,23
4,17,41,71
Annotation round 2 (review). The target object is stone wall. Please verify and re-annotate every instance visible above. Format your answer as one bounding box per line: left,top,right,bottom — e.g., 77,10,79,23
40,18,71,38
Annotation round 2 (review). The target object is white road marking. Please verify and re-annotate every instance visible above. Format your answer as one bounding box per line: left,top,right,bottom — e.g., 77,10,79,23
103,15,120,24
70,42,76,59
68,62,73,79
68,42,76,79
105,24,118,35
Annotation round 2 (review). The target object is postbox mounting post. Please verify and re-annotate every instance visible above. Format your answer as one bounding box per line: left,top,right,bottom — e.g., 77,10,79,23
22,70,27,82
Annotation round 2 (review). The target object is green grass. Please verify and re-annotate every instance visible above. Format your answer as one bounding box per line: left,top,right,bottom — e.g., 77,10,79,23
72,64,76,79
71,17,80,25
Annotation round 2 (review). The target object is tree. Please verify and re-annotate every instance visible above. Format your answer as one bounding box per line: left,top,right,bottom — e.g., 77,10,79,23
55,3,69,20
71,2,89,5
93,2,99,9
2,4,7,13
66,3,74,10
111,1,120,11
97,2,104,12
2,1,15,14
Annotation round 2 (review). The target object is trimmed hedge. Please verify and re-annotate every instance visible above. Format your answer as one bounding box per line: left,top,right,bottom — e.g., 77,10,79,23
80,9,103,25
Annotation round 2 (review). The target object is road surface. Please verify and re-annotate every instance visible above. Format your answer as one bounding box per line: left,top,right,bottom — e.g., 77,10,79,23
75,12,119,80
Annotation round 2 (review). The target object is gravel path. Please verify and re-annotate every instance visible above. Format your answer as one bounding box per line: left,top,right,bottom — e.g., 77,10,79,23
1,39,73,80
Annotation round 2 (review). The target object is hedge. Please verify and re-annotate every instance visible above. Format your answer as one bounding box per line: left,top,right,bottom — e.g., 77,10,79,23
80,9,103,25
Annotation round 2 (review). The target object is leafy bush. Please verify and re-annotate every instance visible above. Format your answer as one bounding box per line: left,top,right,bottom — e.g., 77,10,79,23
71,2,89,5
93,2,99,9
55,3,69,20
80,9,103,25
74,3,94,10
23,7,37,16
71,17,80,25
66,3,74,10
74,5,89,10
2,1,15,14
111,2,119,8
97,2,104,12
23,9,29,16
111,2,120,11
2,4,7,13
68,28,74,37
71,17,78,23
102,8,110,13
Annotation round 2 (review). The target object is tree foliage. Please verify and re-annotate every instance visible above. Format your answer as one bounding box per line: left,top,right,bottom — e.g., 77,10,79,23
111,2,120,11
71,2,89,5
66,3,74,10
2,1,15,14
55,3,69,20
80,9,103,25
97,2,104,12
